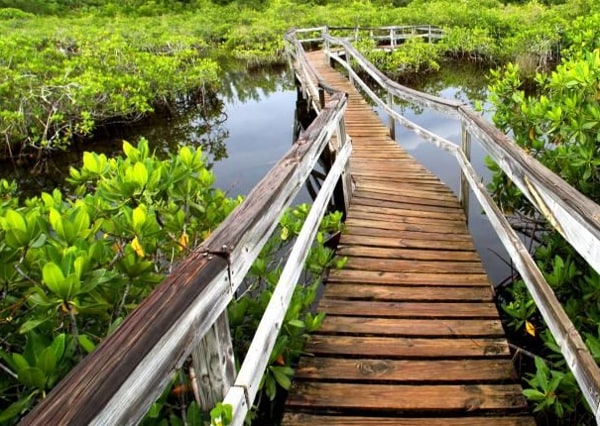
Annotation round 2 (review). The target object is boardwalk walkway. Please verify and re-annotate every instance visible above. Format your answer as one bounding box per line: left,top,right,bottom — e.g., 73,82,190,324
282,50,534,425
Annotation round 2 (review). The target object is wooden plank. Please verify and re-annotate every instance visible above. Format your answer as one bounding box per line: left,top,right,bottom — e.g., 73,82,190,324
340,234,475,251
294,357,517,381
347,207,466,227
351,197,464,215
286,382,527,411
341,256,485,274
317,299,501,318
348,201,465,221
353,189,460,208
318,316,504,336
283,414,535,426
336,246,479,261
322,283,493,301
345,225,474,242
306,335,509,357
327,269,491,286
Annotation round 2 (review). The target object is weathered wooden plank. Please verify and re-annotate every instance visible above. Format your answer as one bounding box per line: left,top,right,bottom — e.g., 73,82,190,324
305,335,509,357
192,312,235,410
343,216,468,234
282,414,535,426
295,357,517,381
349,201,465,220
322,283,493,301
336,246,479,261
327,269,491,286
317,299,500,318
345,226,474,242
286,382,527,411
318,316,504,336
347,207,466,227
353,185,458,201
353,189,460,208
339,234,475,251
351,197,464,215
341,256,485,274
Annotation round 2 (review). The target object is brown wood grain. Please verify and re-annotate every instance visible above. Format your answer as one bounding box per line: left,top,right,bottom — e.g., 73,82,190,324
336,245,479,261
317,299,500,318
318,316,504,336
295,357,517,381
286,382,527,411
282,414,535,426
322,283,493,301
327,269,491,286
341,256,485,273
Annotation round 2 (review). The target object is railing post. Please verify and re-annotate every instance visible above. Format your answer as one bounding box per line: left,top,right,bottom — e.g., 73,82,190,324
459,122,472,224
390,28,395,49
191,312,235,412
323,26,329,57
334,115,352,216
318,86,325,110
387,91,396,140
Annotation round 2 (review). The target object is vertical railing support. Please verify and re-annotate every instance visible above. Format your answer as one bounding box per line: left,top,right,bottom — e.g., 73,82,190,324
192,312,235,412
332,114,352,216
387,91,396,140
390,28,395,49
323,26,330,57
348,55,354,86
459,122,472,224
318,86,325,110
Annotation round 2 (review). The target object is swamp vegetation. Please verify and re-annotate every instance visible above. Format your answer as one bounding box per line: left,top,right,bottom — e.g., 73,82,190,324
2,0,600,424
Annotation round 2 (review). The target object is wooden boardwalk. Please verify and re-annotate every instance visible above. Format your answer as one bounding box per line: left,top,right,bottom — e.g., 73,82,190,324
282,51,534,425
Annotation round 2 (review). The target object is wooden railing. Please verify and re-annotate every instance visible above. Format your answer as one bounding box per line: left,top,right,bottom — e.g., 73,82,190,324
20,51,352,423
286,26,600,423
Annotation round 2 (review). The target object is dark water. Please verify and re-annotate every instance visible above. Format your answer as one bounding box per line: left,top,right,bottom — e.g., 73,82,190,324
4,62,511,284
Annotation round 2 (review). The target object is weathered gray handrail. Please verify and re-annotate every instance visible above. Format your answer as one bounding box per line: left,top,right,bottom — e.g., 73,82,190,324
20,86,352,424
287,28,600,422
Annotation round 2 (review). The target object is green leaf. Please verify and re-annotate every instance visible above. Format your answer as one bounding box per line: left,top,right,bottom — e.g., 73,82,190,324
12,353,30,372
19,318,51,334
37,347,57,376
4,209,26,233
0,391,37,422
72,208,91,238
42,262,66,299
18,366,46,389
270,366,292,390
132,205,147,233
78,334,96,354
50,334,66,361
48,208,64,239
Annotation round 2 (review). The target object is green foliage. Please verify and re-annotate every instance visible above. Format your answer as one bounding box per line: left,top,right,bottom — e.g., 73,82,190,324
488,12,600,423
0,15,220,153
0,139,240,422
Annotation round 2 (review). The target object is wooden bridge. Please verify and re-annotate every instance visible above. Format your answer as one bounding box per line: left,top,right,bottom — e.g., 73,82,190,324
22,26,600,426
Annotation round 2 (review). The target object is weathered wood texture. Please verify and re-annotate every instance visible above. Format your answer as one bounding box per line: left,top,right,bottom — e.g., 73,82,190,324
282,50,534,425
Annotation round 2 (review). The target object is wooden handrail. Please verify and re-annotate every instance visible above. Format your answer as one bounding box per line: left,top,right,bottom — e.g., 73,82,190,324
286,29,600,422
21,85,351,423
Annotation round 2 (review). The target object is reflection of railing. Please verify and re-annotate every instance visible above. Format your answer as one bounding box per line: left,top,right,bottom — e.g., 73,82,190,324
21,53,352,424
286,26,600,423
